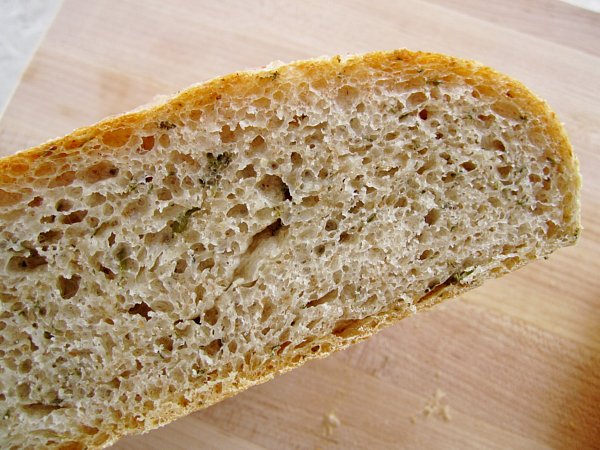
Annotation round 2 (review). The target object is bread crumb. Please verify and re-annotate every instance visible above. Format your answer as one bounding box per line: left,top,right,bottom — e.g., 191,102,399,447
371,355,390,377
322,411,341,436
441,404,452,422
419,388,451,422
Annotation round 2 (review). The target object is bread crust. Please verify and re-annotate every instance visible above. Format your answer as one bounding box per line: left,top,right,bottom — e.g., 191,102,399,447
0,49,581,449
0,50,580,191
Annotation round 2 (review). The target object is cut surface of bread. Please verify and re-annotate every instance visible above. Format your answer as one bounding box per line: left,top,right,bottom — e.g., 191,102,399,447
0,49,580,449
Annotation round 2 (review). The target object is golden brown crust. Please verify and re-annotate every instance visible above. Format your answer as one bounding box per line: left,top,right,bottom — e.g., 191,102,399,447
0,49,580,188
0,49,581,448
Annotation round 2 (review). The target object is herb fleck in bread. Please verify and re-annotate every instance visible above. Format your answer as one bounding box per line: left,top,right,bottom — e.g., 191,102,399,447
0,49,580,449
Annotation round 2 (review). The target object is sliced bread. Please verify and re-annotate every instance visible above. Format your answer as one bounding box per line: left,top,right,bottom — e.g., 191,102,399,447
0,49,580,449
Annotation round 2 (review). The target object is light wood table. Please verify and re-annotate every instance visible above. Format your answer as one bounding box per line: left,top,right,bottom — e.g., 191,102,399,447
1,1,598,448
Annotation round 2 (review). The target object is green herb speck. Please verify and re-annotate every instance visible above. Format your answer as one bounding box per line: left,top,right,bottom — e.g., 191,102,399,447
450,268,475,283
203,152,233,186
171,207,201,234
127,182,139,194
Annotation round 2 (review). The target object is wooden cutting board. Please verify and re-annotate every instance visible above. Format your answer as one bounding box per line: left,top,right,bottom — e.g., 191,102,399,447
1,0,599,448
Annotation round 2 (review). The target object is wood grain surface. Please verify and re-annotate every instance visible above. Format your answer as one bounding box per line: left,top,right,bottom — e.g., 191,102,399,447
1,1,599,448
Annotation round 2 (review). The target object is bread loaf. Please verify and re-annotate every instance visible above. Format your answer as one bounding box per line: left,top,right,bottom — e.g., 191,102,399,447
0,49,580,449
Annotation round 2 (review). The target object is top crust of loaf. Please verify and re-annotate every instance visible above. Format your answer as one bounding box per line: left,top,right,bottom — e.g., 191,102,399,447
0,50,579,183
0,49,581,449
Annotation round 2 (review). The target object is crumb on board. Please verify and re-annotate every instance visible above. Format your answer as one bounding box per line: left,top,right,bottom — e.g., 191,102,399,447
322,411,341,436
371,355,391,377
412,388,452,423
441,404,452,422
